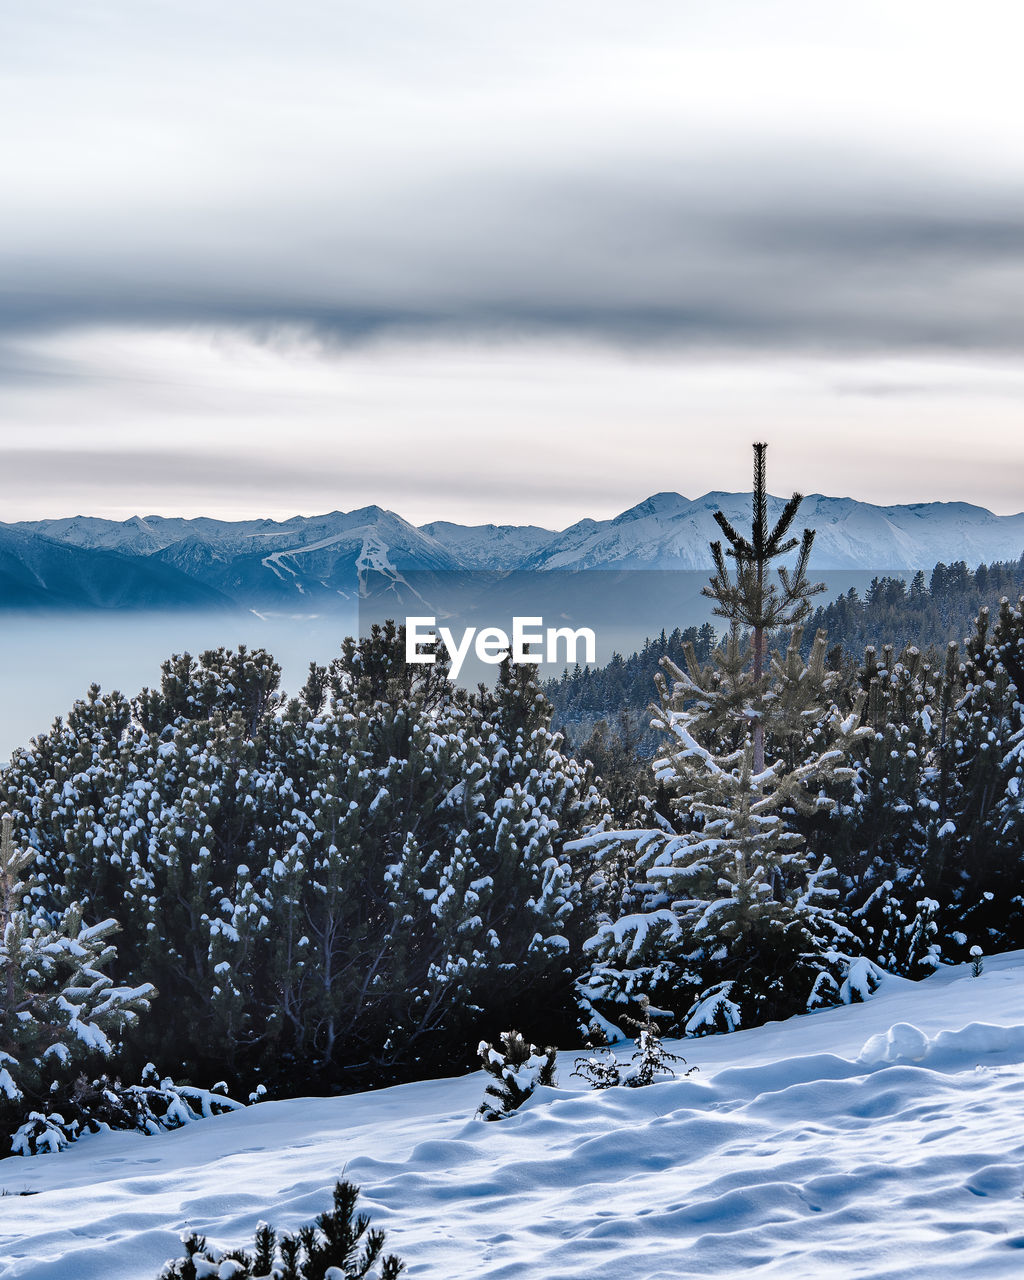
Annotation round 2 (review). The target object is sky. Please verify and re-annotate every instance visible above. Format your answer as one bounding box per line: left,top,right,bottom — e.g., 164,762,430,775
2,0,1023,528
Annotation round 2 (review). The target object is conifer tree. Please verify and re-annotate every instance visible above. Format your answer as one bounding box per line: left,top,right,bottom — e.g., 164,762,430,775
0,628,608,1093
578,444,868,1031
703,441,826,773
0,815,155,1153
944,596,1024,947
477,1030,556,1119
158,1180,405,1280
572,997,692,1088
833,644,946,977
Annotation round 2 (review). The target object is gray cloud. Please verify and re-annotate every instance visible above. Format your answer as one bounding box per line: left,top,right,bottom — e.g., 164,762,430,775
3,162,1024,354
1,4,1023,356
0,448,332,492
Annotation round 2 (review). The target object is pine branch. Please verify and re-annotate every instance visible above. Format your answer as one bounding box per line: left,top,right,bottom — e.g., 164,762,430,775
766,492,804,553
712,512,753,560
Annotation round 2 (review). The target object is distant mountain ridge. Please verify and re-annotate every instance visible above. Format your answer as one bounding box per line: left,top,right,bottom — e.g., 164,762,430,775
4,492,1023,610
0,524,235,612
519,492,1024,573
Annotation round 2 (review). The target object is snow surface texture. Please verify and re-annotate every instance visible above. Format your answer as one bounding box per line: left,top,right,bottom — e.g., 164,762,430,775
3,954,1024,1279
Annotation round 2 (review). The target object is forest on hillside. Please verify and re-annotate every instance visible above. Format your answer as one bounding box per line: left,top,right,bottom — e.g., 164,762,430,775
546,553,1024,763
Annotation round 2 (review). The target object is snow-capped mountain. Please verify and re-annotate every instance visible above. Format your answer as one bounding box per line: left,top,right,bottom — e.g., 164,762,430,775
6,491,1023,609
0,525,233,611
524,491,1024,572
419,520,557,570
7,508,459,608
150,507,458,606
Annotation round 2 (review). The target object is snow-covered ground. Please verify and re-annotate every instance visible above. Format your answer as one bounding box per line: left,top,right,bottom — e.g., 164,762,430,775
3,954,1024,1279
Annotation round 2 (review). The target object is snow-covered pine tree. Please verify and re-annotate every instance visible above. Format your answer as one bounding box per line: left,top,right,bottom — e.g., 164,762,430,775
158,1179,405,1279
572,997,693,1088
62,1064,242,1140
437,657,607,1029
945,596,1024,950
578,443,869,1032
623,997,693,1086
0,815,155,1153
130,653,283,1080
352,647,607,1072
646,646,865,1028
833,643,946,978
3,683,136,930
1,628,610,1095
701,440,826,773
477,1029,556,1119
842,601,1024,963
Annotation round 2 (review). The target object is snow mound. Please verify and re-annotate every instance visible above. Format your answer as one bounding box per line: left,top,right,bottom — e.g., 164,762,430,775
860,1019,1024,1068
859,1020,931,1064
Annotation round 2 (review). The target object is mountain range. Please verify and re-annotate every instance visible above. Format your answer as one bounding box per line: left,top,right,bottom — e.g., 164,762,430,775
3,492,1023,611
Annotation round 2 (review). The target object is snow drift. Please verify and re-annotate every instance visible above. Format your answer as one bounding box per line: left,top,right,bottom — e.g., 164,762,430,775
2,952,1024,1279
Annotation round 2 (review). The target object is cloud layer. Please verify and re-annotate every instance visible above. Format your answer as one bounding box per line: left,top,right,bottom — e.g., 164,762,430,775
4,1,1024,350
1,2,1022,521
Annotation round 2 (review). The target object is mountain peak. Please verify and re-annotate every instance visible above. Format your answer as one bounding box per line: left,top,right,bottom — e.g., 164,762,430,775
612,492,688,524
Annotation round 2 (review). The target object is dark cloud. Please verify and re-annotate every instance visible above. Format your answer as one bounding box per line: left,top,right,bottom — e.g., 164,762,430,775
1,4,1021,357
2,159,1023,356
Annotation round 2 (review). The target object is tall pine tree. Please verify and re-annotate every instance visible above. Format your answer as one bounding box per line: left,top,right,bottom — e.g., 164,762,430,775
578,444,869,1032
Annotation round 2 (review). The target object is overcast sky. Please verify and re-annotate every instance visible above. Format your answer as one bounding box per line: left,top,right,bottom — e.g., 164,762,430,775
2,0,1023,526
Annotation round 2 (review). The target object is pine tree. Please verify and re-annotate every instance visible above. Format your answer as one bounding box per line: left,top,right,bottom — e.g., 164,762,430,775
833,644,945,977
0,815,155,1153
578,444,868,1031
158,1180,404,1279
0,620,693,1092
1,628,609,1094
945,597,1024,949
572,997,693,1088
702,441,826,774
477,1030,557,1119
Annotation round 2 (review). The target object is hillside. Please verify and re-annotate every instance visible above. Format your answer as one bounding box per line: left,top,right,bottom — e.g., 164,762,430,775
545,557,1024,760
3,951,1023,1279
0,526,234,612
